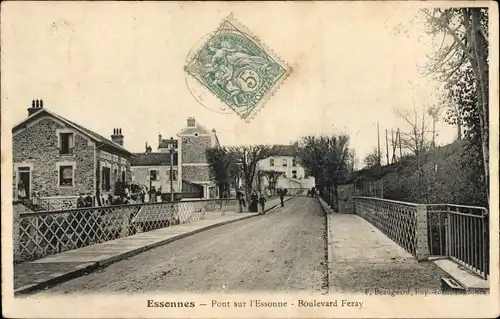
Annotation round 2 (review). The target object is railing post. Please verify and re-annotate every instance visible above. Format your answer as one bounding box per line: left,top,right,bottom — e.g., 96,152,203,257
445,206,451,257
415,204,430,261
13,208,21,263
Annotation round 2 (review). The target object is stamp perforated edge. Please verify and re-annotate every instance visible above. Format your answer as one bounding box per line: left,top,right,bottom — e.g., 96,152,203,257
184,13,292,123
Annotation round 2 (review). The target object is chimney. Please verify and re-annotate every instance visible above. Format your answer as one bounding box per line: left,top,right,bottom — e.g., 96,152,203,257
158,134,162,144
111,128,124,147
27,99,44,117
145,142,152,154
187,117,196,127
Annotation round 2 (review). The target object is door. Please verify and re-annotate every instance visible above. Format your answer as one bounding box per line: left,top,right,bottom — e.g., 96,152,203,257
18,167,31,199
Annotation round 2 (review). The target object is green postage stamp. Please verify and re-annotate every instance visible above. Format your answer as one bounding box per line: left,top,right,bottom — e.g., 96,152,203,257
185,15,291,122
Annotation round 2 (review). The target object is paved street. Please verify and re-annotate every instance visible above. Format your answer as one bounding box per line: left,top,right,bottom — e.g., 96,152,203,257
38,197,328,294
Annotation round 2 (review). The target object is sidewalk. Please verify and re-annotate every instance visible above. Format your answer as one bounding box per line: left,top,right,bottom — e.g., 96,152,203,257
14,196,292,295
326,212,450,293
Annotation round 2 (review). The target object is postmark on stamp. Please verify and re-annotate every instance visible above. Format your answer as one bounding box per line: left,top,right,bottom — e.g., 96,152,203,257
184,15,291,122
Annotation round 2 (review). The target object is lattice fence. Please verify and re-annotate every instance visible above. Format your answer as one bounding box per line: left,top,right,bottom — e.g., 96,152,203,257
353,197,422,258
16,199,239,262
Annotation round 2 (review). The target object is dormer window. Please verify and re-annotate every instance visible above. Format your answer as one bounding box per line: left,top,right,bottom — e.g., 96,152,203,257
59,133,74,155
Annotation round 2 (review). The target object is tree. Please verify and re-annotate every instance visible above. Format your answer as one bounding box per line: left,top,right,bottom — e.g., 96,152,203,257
227,145,277,200
363,148,380,168
427,103,445,148
297,134,352,212
260,170,284,195
206,147,237,197
396,104,432,190
422,7,489,202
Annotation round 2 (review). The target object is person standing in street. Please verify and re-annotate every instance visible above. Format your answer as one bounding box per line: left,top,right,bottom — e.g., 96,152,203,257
259,192,266,214
279,189,285,207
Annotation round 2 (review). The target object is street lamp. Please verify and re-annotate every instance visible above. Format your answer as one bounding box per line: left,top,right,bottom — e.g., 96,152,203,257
166,137,175,202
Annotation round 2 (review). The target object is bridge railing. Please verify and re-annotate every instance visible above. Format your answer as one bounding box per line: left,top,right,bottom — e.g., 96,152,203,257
14,198,239,262
353,196,428,260
427,204,489,279
353,196,489,279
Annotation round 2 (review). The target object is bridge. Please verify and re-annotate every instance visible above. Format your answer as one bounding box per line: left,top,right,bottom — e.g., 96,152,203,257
13,190,489,295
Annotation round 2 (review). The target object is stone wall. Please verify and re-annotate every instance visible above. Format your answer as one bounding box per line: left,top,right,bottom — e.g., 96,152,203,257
182,165,211,182
13,118,95,198
42,196,79,210
180,136,212,164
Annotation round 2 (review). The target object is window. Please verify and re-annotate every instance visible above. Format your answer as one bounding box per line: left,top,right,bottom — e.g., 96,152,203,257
292,170,297,178
150,169,159,181
59,165,74,186
59,133,74,154
292,158,297,167
121,171,126,182
172,170,178,181
282,159,287,166
270,158,275,166
102,167,111,191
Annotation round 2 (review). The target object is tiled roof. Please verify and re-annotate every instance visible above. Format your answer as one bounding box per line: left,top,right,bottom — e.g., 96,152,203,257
12,108,135,157
131,152,178,166
270,144,298,157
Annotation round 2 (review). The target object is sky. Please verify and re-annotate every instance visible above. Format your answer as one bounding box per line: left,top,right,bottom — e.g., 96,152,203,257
1,1,458,167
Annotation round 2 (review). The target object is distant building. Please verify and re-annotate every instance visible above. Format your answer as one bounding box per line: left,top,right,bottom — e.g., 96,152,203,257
177,117,221,199
12,99,135,210
130,142,181,194
131,117,221,199
257,144,315,190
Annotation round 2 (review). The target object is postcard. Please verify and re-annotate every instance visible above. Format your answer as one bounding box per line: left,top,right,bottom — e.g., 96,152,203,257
1,1,499,318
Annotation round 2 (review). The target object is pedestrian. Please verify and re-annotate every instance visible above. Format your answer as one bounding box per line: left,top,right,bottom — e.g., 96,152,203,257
85,193,93,207
250,191,259,212
17,182,26,200
259,192,266,214
144,187,150,203
236,188,246,212
279,189,285,207
77,194,86,208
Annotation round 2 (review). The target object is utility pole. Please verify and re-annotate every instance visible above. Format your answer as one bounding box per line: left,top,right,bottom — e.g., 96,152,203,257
391,129,397,163
397,128,403,160
385,129,389,165
377,121,381,166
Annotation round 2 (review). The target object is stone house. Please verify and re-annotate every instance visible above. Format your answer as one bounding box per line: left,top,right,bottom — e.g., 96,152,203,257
12,99,135,210
257,144,316,190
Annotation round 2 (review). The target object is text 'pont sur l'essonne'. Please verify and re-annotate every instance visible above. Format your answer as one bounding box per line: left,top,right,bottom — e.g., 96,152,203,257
211,299,364,309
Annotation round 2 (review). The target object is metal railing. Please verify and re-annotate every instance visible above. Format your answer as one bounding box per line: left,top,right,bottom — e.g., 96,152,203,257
427,204,489,279
353,196,422,258
353,196,489,279
15,198,239,262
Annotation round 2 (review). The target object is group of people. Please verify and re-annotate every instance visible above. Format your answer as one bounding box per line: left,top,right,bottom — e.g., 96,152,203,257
307,187,318,198
77,193,95,208
235,188,287,214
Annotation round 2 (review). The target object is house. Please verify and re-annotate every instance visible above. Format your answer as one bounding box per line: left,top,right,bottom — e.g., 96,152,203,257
12,99,135,210
177,117,220,199
257,144,315,190
130,142,181,196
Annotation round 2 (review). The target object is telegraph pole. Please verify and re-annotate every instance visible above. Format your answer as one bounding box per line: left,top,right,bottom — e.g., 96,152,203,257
385,129,389,165
377,122,381,166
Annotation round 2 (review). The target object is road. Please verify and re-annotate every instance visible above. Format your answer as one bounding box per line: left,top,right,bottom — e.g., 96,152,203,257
40,197,328,294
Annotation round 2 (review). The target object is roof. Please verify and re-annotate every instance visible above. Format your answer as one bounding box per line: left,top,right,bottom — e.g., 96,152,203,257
12,108,135,157
158,139,178,149
131,152,178,166
270,144,299,157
